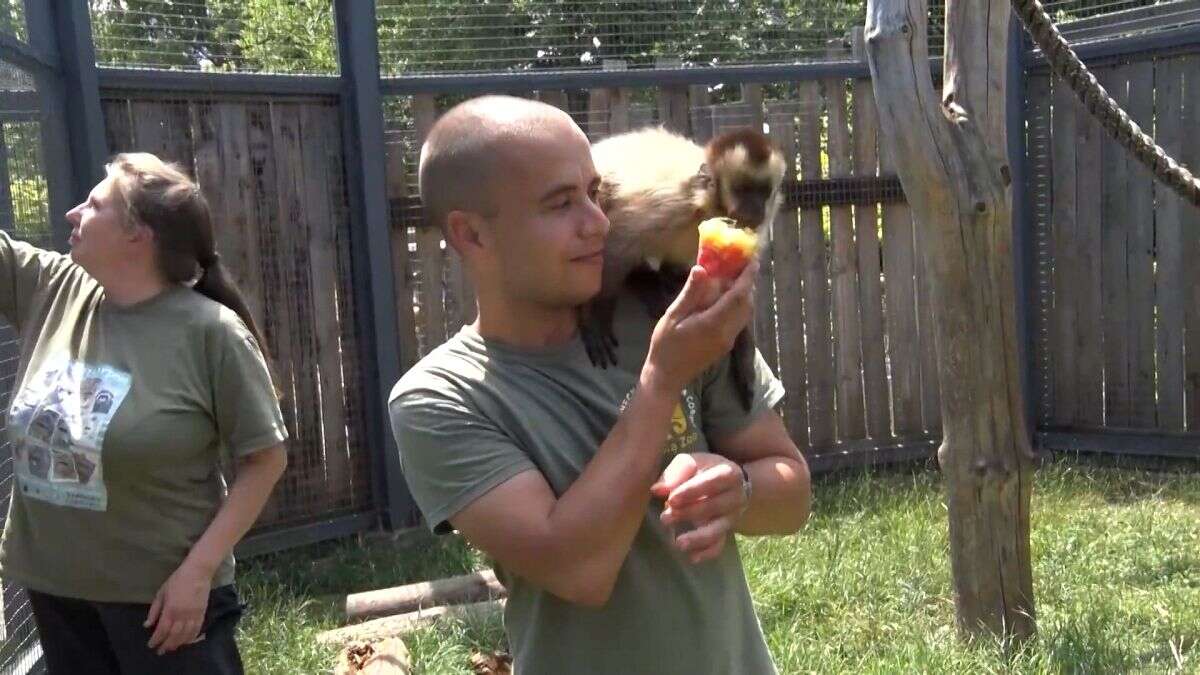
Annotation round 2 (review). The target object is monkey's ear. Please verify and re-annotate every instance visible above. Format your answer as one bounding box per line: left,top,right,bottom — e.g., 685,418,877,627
695,163,712,190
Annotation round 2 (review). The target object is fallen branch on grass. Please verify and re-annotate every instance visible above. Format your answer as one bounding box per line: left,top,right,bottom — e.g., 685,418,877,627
344,569,505,621
319,599,506,647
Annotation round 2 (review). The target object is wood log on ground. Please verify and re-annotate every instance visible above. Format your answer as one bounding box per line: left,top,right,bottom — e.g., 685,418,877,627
865,0,1036,641
334,638,412,675
319,599,506,647
345,569,505,621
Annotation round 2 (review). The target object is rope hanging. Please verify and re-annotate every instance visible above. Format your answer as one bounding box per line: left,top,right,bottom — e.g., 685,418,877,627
1011,0,1200,207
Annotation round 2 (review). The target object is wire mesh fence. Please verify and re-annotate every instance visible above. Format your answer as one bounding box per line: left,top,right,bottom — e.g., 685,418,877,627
376,0,867,76
84,1,1192,76
0,0,24,43
89,0,339,75
1045,0,1172,21
0,64,49,675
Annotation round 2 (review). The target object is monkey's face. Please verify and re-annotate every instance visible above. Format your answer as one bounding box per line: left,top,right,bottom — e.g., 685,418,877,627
718,175,780,230
706,131,787,237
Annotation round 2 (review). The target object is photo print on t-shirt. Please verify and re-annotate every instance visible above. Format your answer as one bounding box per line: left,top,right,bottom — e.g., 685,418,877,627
8,355,131,511
617,385,701,458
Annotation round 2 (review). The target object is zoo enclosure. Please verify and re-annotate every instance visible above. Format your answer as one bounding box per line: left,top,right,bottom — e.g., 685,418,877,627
0,6,1196,670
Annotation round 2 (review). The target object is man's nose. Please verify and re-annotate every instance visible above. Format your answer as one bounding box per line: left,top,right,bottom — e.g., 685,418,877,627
583,199,609,237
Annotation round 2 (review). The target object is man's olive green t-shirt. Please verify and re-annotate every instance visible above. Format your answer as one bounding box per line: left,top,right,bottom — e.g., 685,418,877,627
0,231,288,603
389,291,786,675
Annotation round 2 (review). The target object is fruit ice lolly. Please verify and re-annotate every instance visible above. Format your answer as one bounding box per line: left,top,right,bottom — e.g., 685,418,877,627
696,217,758,280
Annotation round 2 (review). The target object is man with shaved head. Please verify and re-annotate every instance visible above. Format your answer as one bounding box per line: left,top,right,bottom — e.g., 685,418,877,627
389,95,811,674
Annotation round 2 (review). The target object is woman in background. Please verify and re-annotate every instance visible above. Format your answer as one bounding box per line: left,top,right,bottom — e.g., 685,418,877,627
0,152,288,674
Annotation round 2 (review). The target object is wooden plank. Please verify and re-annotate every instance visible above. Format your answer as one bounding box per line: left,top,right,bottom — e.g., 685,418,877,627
1099,66,1131,426
659,87,689,134
606,60,630,136
878,111,922,437
586,85,610,140
536,90,569,111
189,103,234,272
656,59,690,134
1074,73,1105,428
129,100,194,171
741,83,765,130
101,99,133,153
1125,60,1156,428
766,103,809,448
300,103,350,499
629,104,654,130
1155,56,1187,431
247,102,289,524
797,81,835,448
321,101,372,506
1049,76,1077,427
385,141,420,373
705,86,776,375
689,85,713,144
913,195,941,433
586,61,628,141
215,103,266,334
852,78,890,440
825,76,865,440
412,95,448,352
1183,55,1200,430
270,102,322,512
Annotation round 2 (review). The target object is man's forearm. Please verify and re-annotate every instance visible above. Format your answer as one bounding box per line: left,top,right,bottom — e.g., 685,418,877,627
735,454,811,536
540,373,679,602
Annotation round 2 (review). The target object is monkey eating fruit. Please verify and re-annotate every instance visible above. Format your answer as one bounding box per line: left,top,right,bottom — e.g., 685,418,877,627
579,126,785,412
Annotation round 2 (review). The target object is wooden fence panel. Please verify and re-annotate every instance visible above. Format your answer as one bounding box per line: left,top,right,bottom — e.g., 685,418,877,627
1184,57,1200,430
1032,50,1200,438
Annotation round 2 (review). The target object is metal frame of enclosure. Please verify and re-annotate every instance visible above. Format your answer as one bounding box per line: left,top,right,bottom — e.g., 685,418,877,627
0,0,1194,672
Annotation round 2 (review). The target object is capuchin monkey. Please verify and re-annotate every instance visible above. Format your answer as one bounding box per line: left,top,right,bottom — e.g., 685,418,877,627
580,125,787,412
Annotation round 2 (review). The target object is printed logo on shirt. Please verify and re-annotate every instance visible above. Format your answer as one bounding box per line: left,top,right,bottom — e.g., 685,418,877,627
8,355,131,511
619,386,700,458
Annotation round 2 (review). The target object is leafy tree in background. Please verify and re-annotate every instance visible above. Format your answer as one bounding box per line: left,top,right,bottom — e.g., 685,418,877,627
86,0,1165,75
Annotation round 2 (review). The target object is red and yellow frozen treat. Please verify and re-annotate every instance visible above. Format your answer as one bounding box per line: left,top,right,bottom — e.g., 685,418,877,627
696,217,758,280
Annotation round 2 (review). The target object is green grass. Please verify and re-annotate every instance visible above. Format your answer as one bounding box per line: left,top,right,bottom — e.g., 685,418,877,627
236,460,1200,674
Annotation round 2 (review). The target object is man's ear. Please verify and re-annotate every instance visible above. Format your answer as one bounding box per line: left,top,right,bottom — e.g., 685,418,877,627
444,210,487,258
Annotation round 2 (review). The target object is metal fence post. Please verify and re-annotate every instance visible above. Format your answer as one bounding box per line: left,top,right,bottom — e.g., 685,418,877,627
1007,15,1036,444
26,0,107,250
333,0,417,530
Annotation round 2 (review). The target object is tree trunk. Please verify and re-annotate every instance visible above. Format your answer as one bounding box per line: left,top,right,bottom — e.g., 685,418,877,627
865,0,1037,640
